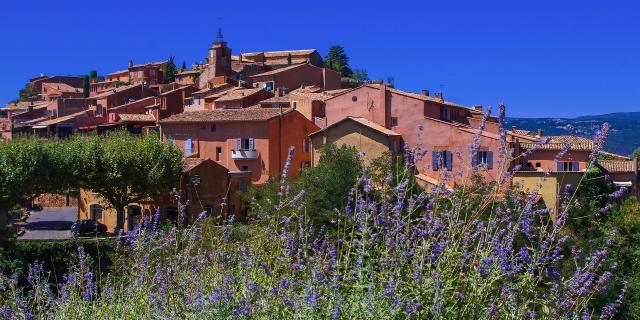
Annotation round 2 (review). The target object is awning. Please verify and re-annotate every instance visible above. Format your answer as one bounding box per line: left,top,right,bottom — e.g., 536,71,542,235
613,181,633,187
32,125,48,129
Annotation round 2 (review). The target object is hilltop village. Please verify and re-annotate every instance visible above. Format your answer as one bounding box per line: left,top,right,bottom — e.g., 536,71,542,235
1,33,638,232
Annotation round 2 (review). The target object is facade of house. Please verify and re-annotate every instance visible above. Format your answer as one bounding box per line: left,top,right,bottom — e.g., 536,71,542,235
128,61,165,85
186,83,234,111
159,107,319,184
310,116,402,165
250,63,341,93
175,70,200,86
30,76,84,97
235,49,323,67
78,158,247,232
322,83,508,187
40,83,83,101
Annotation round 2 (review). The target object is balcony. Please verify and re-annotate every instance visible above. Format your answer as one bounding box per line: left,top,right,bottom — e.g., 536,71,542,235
231,149,259,160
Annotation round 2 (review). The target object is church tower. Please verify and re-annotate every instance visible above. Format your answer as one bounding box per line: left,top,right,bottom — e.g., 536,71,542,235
207,27,232,77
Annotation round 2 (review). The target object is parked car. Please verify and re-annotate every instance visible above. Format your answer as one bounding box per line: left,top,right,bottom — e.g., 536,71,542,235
71,220,107,238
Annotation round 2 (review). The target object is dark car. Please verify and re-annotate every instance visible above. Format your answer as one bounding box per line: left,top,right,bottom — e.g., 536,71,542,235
71,220,108,238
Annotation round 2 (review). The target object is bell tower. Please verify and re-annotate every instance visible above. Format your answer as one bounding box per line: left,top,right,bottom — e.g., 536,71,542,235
207,27,232,77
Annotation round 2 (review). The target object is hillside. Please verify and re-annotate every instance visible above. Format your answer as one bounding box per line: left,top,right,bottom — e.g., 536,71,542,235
506,112,640,156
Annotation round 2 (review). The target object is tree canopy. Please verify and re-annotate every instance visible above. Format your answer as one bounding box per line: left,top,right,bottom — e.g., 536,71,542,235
632,147,640,159
163,56,178,84
0,131,183,232
325,45,352,78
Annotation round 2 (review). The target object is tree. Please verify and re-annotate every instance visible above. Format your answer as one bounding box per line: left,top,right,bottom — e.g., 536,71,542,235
325,45,352,78
82,75,90,98
632,148,640,159
78,131,182,232
181,61,186,71
17,84,38,102
287,53,292,65
352,69,369,83
162,56,178,84
89,70,98,82
386,76,395,87
300,144,362,223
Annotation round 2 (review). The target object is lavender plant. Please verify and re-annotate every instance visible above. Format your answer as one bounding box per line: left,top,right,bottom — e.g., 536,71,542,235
0,124,626,319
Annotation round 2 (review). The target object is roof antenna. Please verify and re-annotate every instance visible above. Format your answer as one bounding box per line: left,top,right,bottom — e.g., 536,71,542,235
216,17,224,42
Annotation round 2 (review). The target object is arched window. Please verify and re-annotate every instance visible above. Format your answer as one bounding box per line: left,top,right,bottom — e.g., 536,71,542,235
90,204,103,222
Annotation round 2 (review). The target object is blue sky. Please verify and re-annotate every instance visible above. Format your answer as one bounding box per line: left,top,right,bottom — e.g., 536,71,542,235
1,0,638,117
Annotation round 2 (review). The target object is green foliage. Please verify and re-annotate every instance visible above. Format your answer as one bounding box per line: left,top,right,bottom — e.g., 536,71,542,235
325,45,352,77
163,56,178,84
352,68,369,83
386,76,395,87
12,239,116,283
89,70,98,81
17,83,38,102
631,148,640,159
0,131,183,233
82,75,90,98
287,53,292,65
181,61,186,70
300,144,362,222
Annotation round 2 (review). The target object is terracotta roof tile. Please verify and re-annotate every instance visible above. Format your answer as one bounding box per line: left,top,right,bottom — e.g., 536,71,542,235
160,106,292,124
214,88,264,102
520,135,593,151
310,116,401,137
36,110,92,126
42,82,82,93
250,63,308,77
182,158,206,173
242,49,317,58
598,160,636,173
118,113,155,122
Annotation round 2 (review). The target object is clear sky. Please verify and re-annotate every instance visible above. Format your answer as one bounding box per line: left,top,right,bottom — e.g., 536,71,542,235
1,0,638,117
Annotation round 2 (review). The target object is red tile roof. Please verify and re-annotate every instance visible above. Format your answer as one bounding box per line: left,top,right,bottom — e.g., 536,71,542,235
520,135,593,151
598,160,636,173
250,63,308,77
214,88,264,102
118,113,155,122
160,106,292,124
310,116,401,137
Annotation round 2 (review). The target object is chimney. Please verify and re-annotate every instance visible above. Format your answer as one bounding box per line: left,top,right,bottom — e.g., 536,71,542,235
434,92,443,100
238,52,243,63
537,128,543,137
473,105,483,112
421,89,429,96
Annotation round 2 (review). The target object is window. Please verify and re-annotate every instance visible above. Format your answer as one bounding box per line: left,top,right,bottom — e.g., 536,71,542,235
300,161,311,171
272,103,280,109
237,138,254,150
240,165,249,172
150,69,156,77
351,96,358,102
432,150,452,171
535,162,541,168
96,104,104,117
265,82,274,92
185,138,194,156
302,139,310,152
90,204,103,223
559,161,580,172
292,101,298,109
130,72,134,79
203,205,213,217
138,71,143,78
526,162,533,168
216,147,222,161
472,151,494,169
391,117,398,127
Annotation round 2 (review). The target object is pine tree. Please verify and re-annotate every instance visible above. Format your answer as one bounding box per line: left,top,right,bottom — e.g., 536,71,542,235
162,56,178,84
181,61,187,71
325,45,352,77
287,53,292,65
82,75,90,98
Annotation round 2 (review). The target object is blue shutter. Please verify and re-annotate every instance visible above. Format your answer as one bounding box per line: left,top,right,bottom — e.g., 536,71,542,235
185,138,192,156
236,138,242,150
432,151,439,170
487,151,494,169
573,161,579,172
557,161,563,172
446,151,453,171
471,152,478,168
248,138,254,150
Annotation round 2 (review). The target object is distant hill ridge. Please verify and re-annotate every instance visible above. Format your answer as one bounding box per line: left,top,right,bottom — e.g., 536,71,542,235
506,112,640,156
